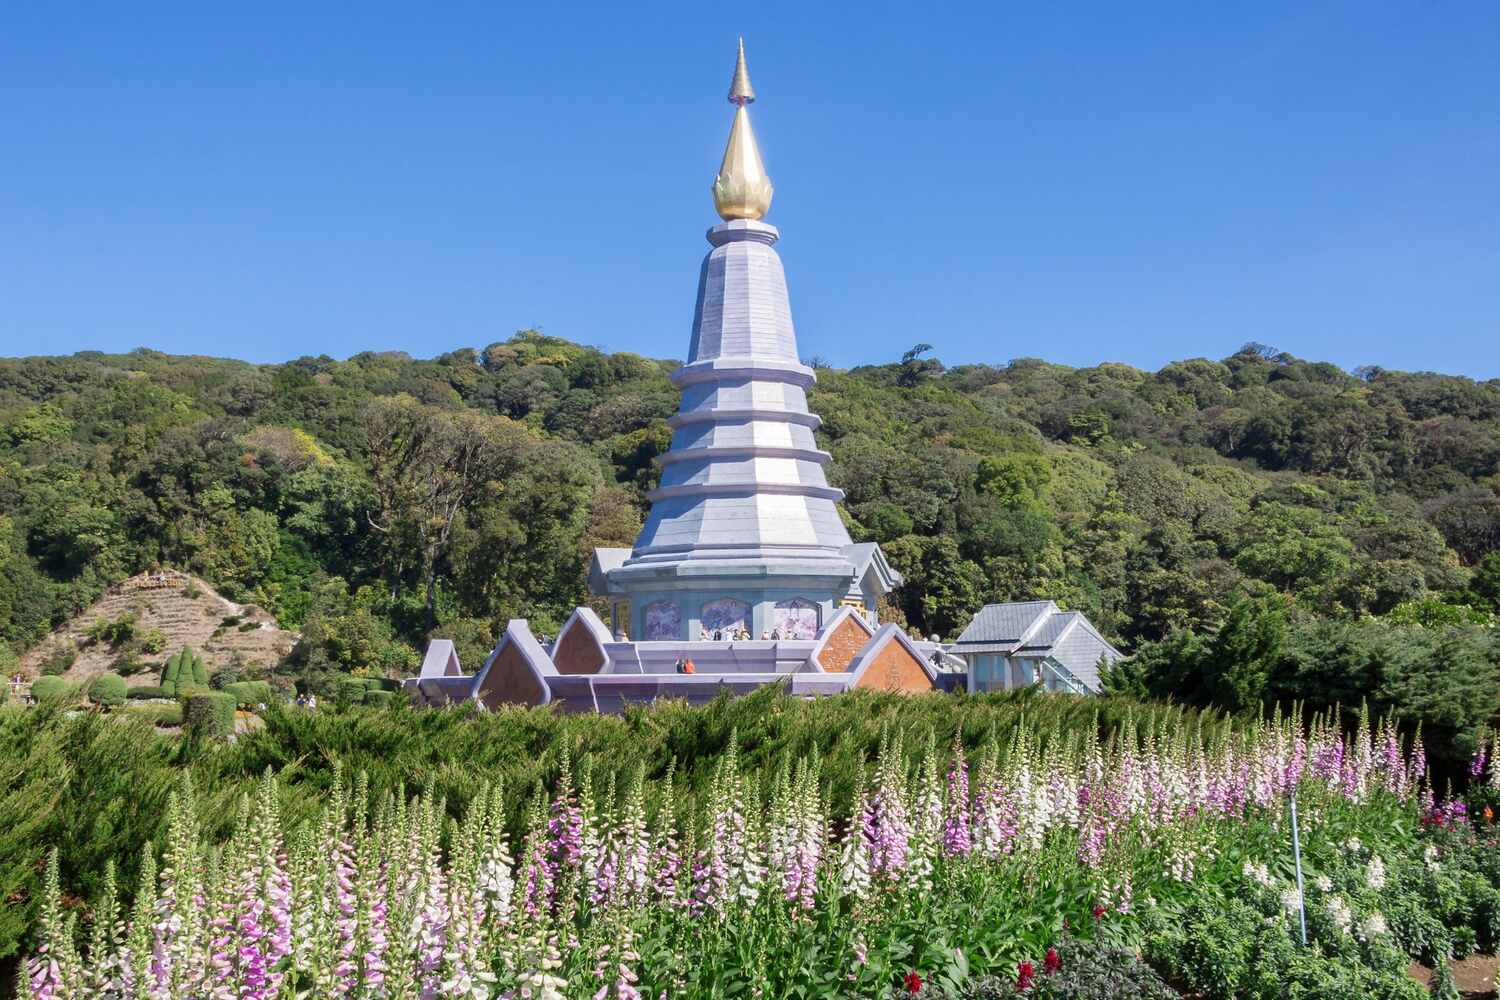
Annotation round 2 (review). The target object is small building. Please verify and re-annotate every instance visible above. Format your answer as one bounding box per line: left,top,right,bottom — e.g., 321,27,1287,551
403,606,955,714
950,601,1122,695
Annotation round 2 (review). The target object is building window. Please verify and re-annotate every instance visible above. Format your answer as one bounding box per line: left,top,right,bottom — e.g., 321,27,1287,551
773,598,818,639
700,597,750,635
642,600,681,640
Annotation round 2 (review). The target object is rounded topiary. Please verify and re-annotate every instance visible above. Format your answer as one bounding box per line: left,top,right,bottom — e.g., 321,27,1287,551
363,689,396,708
88,673,128,709
338,678,369,705
182,691,236,740
30,677,77,703
127,686,172,700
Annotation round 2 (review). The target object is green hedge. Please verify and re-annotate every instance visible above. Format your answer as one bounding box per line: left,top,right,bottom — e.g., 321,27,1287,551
30,677,78,703
124,702,183,726
87,673,128,709
337,678,370,705
222,681,274,709
127,686,173,700
363,690,397,708
182,692,236,741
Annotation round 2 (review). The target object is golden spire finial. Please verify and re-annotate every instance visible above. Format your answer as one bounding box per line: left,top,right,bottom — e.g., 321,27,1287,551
728,36,755,105
713,38,773,221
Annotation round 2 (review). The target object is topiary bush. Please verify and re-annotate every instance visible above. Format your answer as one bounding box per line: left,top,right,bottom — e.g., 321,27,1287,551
30,677,77,703
222,681,274,708
124,702,183,726
87,673,127,709
363,689,396,708
337,677,369,705
182,692,236,741
127,686,173,700
160,647,209,695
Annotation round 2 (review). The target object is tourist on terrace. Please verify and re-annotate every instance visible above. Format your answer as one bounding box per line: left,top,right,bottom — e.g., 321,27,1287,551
682,658,696,674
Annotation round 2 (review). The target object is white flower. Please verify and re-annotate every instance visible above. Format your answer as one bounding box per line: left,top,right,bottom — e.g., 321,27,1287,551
1326,896,1353,935
1314,875,1333,893
1280,887,1303,912
1359,912,1388,939
1344,836,1363,854
1366,856,1386,890
1242,861,1274,888
1424,844,1439,870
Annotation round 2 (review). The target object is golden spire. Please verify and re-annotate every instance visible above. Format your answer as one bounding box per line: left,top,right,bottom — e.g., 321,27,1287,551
713,38,774,221
728,36,755,105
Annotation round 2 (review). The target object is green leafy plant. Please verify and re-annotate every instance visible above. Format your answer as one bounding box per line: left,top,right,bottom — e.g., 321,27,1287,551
39,650,75,676
182,691,235,741
86,673,127,709
29,677,77,703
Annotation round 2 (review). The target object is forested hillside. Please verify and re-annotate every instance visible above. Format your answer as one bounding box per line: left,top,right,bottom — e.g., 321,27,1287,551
3,334,1500,694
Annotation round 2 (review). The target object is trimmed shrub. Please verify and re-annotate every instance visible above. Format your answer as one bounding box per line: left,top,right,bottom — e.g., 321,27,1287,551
189,649,209,688
222,681,274,708
160,647,209,695
337,678,369,705
30,677,77,703
363,690,396,708
364,676,401,693
87,673,127,709
125,702,183,726
127,686,172,700
182,692,236,741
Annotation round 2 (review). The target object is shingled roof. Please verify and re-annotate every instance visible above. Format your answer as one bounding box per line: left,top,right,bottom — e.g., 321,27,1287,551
951,601,1124,692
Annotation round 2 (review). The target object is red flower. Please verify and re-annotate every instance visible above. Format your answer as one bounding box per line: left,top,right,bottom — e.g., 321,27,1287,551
1092,903,1106,921
1016,960,1036,990
903,971,923,994
1043,947,1061,974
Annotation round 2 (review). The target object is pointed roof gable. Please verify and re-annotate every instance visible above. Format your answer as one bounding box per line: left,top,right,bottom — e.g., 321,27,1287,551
470,619,557,708
844,623,939,692
418,639,464,678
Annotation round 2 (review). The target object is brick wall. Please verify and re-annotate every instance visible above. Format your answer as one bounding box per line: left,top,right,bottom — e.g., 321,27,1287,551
816,615,873,672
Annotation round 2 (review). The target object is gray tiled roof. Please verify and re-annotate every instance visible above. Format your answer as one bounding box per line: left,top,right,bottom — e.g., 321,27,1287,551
1018,611,1079,650
953,601,1056,645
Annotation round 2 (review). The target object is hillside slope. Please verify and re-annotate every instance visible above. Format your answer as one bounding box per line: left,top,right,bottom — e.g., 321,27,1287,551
19,569,297,686
1,334,1499,683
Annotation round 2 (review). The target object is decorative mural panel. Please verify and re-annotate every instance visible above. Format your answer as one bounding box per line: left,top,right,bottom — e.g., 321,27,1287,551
773,598,818,639
700,597,751,635
642,601,681,640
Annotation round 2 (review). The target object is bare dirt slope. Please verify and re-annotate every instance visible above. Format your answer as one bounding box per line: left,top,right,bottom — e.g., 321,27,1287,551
19,569,298,686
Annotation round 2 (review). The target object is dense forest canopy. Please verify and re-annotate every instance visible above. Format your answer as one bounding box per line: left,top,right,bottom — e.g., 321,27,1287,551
3,333,1500,689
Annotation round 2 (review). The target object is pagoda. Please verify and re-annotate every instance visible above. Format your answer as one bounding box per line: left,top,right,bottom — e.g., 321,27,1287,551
589,40,901,641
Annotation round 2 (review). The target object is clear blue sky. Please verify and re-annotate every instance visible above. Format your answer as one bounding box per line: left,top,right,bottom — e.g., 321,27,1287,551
3,2,1497,376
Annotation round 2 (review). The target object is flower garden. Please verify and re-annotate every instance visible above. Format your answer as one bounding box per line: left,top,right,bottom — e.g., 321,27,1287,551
18,699,1500,1000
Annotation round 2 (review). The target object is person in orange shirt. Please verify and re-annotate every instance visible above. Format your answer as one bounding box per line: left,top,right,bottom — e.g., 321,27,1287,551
682,658,696,674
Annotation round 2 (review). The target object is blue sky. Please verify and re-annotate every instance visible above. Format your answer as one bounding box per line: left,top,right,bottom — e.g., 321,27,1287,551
2,2,1497,376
